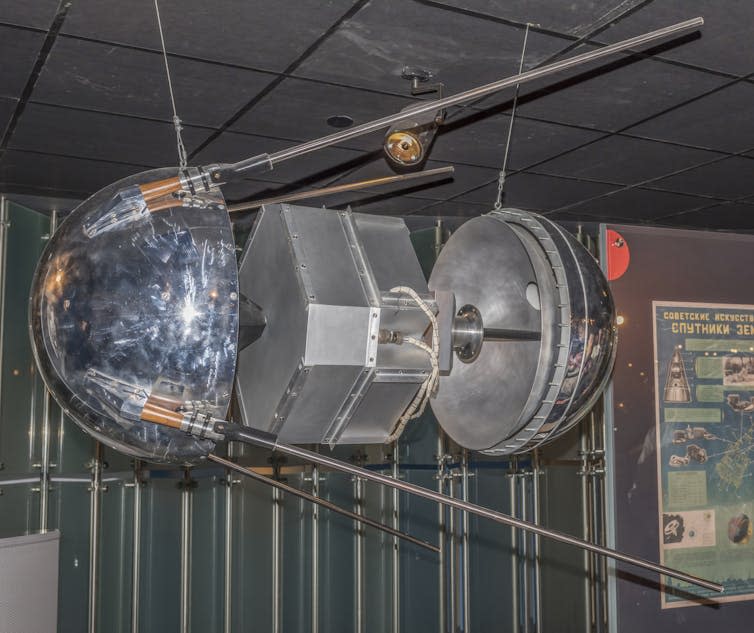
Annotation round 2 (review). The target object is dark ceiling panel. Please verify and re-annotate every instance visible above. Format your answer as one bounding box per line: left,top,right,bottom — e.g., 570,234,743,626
649,157,754,201
33,38,271,127
0,25,44,99
431,112,604,169
515,52,727,132
60,0,356,72
335,193,440,215
0,1,60,29
557,187,710,220
0,0,750,230
10,103,212,167
626,81,754,153
656,201,754,231
457,172,618,211
230,78,412,152
0,97,17,139
597,0,754,77
295,0,566,94
0,150,140,198
435,0,634,35
535,136,720,185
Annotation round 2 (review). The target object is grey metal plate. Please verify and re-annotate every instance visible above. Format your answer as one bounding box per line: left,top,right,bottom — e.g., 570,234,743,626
429,214,543,450
236,204,309,433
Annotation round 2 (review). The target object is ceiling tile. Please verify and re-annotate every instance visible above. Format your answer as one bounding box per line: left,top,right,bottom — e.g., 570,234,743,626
0,97,17,139
649,156,754,200
436,0,634,36
0,2,60,29
10,103,212,167
626,82,754,153
515,52,727,132
545,209,635,224
333,193,492,217
432,112,604,169
596,1,754,77
535,136,720,185
657,202,754,231
401,199,491,217
60,0,356,72
0,150,140,198
456,172,617,210
295,0,566,94
0,25,44,99
231,78,412,152
559,187,710,220
33,38,271,127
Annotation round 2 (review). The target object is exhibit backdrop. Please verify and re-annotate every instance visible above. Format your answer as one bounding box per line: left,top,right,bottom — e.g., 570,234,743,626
603,224,754,631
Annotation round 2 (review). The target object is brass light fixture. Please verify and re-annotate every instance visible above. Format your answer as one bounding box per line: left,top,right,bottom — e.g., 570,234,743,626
384,67,445,167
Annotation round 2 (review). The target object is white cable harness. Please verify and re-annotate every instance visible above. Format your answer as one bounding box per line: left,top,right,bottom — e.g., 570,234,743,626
386,286,440,442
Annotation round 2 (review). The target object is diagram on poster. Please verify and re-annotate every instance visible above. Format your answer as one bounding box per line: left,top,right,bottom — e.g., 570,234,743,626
654,301,754,607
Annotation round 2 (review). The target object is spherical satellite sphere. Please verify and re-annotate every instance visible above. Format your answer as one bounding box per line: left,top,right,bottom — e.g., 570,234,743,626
29,168,239,464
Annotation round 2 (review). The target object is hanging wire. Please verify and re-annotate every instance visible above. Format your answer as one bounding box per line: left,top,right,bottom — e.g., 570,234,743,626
153,0,188,169
494,23,530,210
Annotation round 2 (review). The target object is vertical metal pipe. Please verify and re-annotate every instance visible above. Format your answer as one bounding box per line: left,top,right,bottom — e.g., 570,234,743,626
38,210,57,534
311,465,319,633
38,391,51,531
518,470,529,633
116,476,128,633
461,450,471,633
180,468,192,633
131,461,142,633
579,418,593,632
88,442,103,633
223,469,233,633
509,462,519,633
436,434,446,633
354,475,365,633
531,453,542,633
391,443,400,633
0,196,7,416
591,409,608,633
434,219,445,259
272,486,282,633
448,473,457,632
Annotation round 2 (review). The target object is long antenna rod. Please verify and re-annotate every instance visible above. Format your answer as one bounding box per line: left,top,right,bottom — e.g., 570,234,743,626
217,17,703,181
133,18,703,203
207,454,439,553
227,166,455,213
216,423,723,594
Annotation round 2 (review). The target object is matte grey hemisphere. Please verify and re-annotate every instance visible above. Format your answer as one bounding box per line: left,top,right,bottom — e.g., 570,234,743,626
429,209,617,454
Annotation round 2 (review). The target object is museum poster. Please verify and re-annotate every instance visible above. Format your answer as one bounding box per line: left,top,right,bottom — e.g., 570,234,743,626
653,301,754,607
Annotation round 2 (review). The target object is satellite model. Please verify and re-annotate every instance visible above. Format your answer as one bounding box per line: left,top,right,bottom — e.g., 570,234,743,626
27,16,721,594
